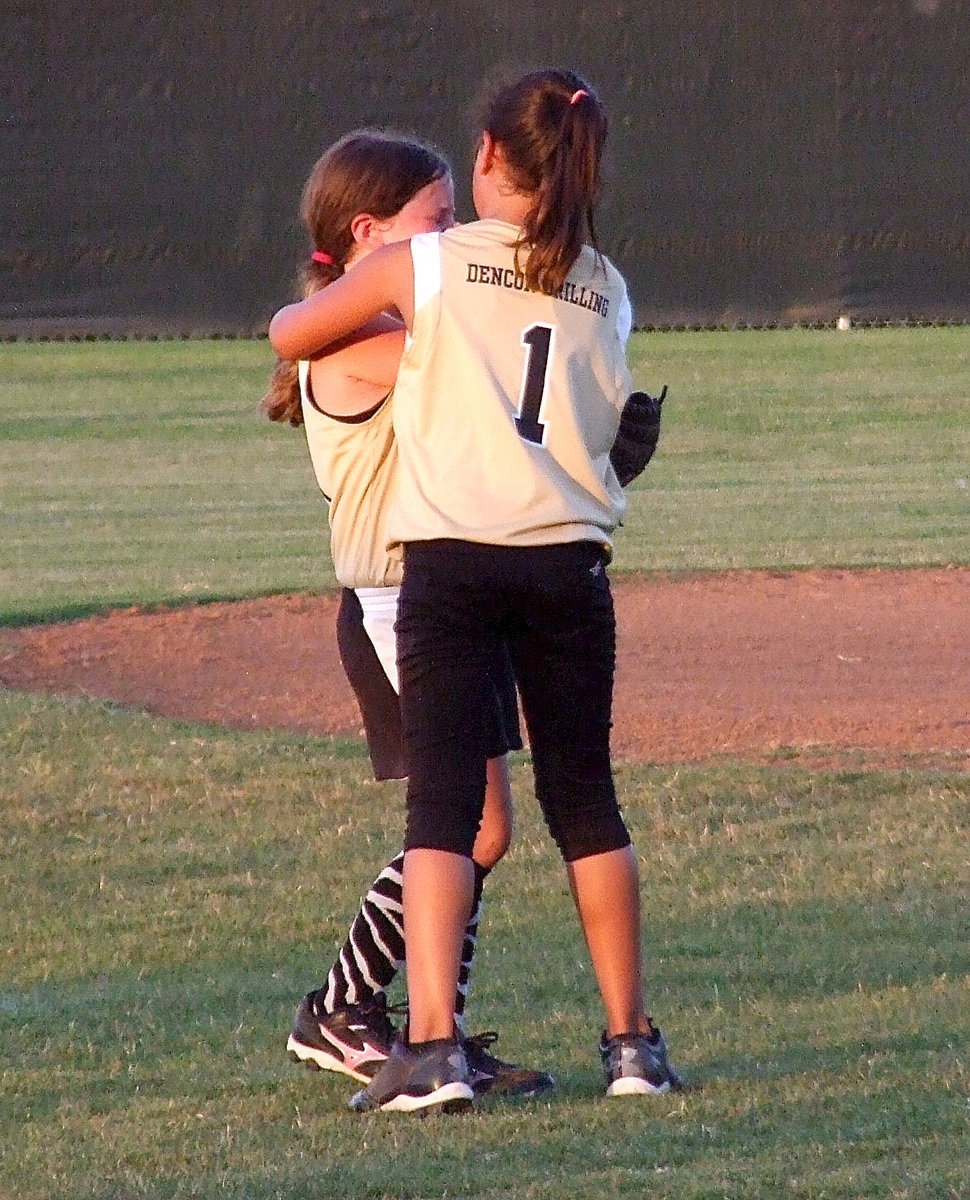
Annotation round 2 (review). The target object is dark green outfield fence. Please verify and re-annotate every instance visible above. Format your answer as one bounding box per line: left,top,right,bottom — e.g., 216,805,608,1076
2,1,968,337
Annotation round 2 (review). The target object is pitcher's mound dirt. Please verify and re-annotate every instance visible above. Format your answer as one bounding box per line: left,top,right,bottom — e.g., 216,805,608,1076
2,568,967,770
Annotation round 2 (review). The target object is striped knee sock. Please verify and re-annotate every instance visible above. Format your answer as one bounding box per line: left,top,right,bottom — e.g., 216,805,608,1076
321,854,487,1018
456,864,487,1021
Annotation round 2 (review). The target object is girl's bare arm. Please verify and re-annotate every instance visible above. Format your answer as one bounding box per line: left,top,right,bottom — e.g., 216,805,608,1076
269,242,414,362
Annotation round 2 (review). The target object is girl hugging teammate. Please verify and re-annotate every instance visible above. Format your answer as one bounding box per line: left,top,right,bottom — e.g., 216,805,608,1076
270,69,682,1114
264,129,550,1101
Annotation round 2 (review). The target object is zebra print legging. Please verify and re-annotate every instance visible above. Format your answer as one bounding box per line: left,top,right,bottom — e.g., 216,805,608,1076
322,853,487,1019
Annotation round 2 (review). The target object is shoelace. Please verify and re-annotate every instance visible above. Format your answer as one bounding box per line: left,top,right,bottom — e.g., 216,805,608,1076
356,997,408,1042
463,1030,499,1053
463,1030,507,1071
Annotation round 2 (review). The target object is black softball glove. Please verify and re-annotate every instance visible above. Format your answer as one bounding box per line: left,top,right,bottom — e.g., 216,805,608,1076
610,386,667,486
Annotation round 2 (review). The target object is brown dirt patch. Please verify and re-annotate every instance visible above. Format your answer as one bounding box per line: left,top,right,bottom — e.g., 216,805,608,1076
1,569,967,770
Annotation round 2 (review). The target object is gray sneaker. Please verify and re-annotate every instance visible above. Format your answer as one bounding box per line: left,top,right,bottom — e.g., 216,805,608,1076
600,1021,683,1097
349,1036,474,1114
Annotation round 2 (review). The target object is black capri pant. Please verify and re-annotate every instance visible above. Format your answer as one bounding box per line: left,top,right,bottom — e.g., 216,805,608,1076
397,539,631,863
336,586,522,781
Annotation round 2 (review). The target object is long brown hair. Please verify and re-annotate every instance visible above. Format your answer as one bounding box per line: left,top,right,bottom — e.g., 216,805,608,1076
481,68,608,296
262,130,450,426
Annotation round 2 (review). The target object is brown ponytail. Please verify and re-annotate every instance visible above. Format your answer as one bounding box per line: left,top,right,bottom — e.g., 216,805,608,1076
262,255,342,426
481,69,608,295
262,130,450,426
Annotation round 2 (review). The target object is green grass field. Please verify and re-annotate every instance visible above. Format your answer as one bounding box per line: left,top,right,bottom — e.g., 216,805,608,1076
1,331,968,1198
2,328,968,624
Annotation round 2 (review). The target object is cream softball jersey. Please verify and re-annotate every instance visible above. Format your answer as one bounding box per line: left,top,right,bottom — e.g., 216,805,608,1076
389,219,633,551
298,360,403,590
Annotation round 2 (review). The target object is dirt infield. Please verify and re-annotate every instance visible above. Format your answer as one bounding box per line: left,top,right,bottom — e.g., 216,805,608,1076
2,568,967,770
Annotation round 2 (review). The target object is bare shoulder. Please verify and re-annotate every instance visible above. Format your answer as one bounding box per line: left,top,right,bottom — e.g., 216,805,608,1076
307,319,405,418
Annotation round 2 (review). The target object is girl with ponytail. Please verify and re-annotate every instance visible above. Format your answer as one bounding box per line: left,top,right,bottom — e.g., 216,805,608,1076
270,70,682,1115
264,129,550,1104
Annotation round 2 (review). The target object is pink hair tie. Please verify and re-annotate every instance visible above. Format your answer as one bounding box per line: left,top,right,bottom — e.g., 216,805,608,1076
569,89,589,105
311,250,335,265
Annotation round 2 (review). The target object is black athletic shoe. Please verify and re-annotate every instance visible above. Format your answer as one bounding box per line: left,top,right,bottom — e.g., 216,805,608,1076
600,1020,683,1097
463,1031,555,1097
348,1036,474,1114
286,991,397,1082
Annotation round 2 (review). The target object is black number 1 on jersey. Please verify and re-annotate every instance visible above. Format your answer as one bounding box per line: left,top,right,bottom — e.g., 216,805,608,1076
514,323,553,444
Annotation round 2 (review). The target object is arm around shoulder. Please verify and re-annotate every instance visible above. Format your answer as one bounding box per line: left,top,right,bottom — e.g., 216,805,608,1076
268,242,415,362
